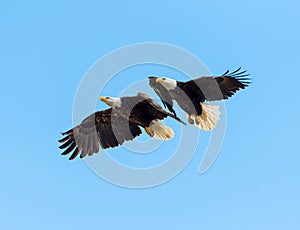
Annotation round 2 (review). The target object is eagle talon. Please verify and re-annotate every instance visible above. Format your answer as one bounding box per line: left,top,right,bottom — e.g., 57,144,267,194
187,116,194,124
145,127,153,137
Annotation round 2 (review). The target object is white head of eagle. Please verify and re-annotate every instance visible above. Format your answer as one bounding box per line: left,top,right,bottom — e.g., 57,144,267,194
156,77,177,91
99,96,122,108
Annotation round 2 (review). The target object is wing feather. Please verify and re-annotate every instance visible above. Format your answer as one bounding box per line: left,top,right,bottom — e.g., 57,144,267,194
148,76,177,116
191,68,251,101
59,108,142,160
135,92,185,125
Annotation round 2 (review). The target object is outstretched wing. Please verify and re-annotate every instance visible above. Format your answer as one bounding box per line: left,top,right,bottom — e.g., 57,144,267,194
148,76,177,116
135,92,185,125
58,109,142,160
187,67,251,101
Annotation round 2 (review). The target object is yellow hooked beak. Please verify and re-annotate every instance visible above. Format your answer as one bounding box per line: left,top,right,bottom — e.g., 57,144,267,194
156,78,164,83
99,96,107,102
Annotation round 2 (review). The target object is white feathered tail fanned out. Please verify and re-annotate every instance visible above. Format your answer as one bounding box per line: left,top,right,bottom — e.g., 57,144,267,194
145,120,174,140
187,103,221,131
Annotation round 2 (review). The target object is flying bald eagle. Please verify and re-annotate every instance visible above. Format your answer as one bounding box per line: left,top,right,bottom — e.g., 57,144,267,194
149,68,251,131
59,92,185,160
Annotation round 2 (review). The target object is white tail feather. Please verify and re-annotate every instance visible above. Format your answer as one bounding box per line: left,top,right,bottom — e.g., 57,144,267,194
147,120,174,140
187,103,220,131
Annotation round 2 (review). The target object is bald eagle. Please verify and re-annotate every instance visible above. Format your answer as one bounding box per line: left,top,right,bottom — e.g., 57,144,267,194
149,68,250,131
59,92,185,160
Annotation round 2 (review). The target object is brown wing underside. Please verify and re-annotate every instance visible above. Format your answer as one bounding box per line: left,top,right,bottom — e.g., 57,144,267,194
134,92,185,125
191,67,251,101
58,109,142,160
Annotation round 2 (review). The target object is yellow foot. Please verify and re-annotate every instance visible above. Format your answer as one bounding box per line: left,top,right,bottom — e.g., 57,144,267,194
145,127,153,137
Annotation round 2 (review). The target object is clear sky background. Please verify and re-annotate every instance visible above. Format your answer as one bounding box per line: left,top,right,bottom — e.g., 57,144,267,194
1,0,300,229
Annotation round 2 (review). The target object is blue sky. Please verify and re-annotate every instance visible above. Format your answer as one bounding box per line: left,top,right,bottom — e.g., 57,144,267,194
1,0,300,229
